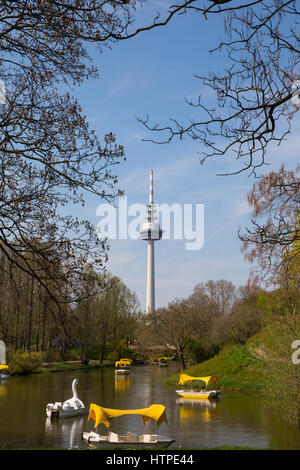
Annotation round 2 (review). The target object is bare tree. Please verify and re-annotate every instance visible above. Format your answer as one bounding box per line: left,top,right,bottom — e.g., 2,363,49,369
147,298,203,370
0,1,142,310
127,1,300,175
239,165,300,284
239,165,300,424
188,279,237,317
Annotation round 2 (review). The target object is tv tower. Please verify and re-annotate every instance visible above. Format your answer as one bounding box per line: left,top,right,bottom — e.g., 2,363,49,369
140,169,162,313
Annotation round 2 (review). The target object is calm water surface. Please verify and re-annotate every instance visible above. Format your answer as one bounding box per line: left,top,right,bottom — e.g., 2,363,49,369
0,363,299,449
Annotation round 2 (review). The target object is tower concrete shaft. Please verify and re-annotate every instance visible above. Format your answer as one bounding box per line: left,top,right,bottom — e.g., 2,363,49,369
146,169,155,313
146,239,155,312
140,169,162,314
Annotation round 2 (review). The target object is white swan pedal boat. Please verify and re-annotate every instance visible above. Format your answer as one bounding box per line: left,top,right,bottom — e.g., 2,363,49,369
176,374,221,400
46,378,85,418
82,403,174,449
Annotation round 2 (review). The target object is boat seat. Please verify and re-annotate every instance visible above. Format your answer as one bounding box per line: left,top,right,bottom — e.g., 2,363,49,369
108,431,119,442
127,432,138,442
143,434,156,443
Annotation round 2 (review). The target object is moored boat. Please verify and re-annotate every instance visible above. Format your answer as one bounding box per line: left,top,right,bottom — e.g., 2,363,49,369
46,378,85,418
175,389,220,399
175,374,221,400
158,356,169,366
82,403,175,449
119,358,132,365
0,364,9,381
83,430,174,448
114,360,131,374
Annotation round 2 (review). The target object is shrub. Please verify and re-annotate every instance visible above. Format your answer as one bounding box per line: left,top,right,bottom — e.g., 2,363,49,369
42,348,61,363
62,348,81,361
8,351,43,375
185,338,219,365
106,351,118,362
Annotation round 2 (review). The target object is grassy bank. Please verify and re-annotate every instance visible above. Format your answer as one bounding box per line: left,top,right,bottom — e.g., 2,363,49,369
37,360,113,374
7,353,113,376
166,344,267,391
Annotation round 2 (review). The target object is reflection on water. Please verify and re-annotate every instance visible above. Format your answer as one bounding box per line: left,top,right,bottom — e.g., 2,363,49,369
178,404,218,423
0,382,7,399
176,398,218,407
177,398,219,423
114,375,131,393
0,364,300,449
45,416,86,449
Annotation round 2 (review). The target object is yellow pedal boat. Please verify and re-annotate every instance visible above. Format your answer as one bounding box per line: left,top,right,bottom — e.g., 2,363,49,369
176,374,221,400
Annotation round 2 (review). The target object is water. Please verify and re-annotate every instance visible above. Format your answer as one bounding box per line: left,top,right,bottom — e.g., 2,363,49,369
0,363,300,449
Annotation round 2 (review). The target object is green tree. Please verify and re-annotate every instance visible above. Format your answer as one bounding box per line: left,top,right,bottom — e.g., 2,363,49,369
75,268,139,364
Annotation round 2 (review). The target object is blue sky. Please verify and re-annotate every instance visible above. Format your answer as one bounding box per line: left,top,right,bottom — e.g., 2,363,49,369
72,1,300,310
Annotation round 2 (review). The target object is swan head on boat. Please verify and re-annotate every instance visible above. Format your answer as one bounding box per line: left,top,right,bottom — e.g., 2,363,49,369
72,379,79,398
62,378,85,410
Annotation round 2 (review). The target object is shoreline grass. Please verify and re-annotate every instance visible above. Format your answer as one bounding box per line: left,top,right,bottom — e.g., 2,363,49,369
37,359,113,374
166,344,267,392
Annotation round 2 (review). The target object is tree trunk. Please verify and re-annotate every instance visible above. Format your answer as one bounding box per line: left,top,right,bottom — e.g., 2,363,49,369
99,349,105,364
177,347,186,370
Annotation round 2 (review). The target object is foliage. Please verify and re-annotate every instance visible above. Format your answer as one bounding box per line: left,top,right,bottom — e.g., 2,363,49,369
144,298,204,370
42,349,62,363
185,338,219,366
75,268,140,365
237,165,300,424
248,316,300,425
166,344,267,391
137,279,266,369
215,290,264,345
7,351,43,376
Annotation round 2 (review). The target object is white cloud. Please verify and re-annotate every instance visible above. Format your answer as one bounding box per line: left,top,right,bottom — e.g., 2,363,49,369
233,199,251,219
107,76,132,100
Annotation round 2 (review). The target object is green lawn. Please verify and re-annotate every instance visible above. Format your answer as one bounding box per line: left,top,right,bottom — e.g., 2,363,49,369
166,344,267,391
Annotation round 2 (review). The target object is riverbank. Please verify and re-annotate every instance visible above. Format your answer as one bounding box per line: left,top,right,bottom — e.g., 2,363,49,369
37,360,113,374
165,344,267,392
